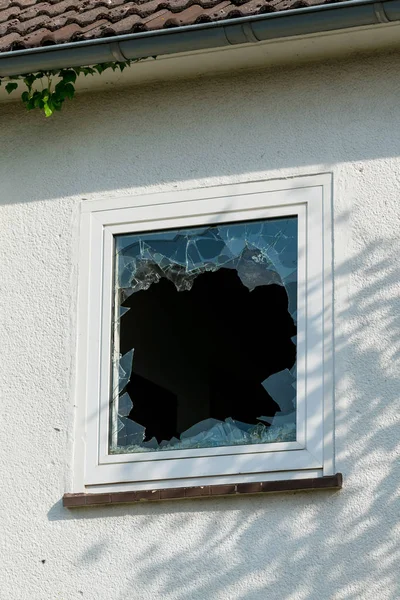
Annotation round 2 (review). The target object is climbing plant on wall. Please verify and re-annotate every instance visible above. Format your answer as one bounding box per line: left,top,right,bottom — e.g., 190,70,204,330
0,59,139,117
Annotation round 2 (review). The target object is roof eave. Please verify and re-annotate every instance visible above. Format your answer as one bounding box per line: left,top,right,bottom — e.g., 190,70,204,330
0,0,399,77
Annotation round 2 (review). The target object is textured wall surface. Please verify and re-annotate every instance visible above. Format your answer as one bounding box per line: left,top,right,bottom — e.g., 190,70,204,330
0,50,399,600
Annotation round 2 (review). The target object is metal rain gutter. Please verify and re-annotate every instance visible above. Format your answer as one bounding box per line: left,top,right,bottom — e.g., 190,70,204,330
0,0,400,76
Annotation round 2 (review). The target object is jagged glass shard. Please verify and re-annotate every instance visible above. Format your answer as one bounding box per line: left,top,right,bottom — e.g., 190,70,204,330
117,349,134,394
258,411,296,427
159,437,180,449
180,418,222,440
117,417,146,447
262,368,296,413
109,416,296,454
182,419,247,446
110,416,125,442
285,281,297,323
119,306,130,319
142,437,159,450
118,392,133,417
115,218,297,317
110,216,298,454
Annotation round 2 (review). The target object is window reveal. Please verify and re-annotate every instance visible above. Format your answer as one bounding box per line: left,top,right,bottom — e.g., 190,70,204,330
110,217,298,454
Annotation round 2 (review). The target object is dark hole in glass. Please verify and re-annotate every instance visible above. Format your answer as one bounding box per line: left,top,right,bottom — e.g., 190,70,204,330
110,217,298,453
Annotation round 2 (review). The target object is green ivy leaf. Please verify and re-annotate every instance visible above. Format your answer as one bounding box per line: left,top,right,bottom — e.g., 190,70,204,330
54,81,75,101
83,67,96,76
14,58,143,116
28,91,42,108
54,81,67,99
26,98,36,110
63,82,75,99
44,102,53,117
52,100,63,111
60,69,77,84
5,82,18,94
23,74,36,88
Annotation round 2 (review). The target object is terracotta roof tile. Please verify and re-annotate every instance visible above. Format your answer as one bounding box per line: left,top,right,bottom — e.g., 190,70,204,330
0,7,20,23
0,30,21,50
0,0,343,52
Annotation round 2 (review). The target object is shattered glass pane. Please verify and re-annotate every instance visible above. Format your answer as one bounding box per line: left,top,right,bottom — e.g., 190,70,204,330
109,217,298,454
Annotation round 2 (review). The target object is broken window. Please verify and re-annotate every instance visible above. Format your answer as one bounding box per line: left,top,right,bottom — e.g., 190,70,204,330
110,217,298,454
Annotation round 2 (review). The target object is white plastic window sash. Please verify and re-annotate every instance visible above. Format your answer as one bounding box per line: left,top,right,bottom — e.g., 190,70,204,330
74,176,333,492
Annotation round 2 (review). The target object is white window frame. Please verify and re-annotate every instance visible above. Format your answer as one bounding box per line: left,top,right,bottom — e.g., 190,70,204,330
72,174,334,493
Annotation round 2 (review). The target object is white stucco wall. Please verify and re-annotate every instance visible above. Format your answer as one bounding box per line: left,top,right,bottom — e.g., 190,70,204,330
0,49,399,600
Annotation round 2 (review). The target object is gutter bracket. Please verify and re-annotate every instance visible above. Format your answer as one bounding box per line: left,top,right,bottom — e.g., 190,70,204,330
109,42,127,62
373,1,390,21
224,21,261,45
241,22,260,43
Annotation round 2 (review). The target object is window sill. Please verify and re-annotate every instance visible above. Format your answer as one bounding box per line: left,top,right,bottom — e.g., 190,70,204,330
63,473,342,507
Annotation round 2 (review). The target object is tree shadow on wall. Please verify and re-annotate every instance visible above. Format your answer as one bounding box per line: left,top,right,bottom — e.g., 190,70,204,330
63,232,400,600
113,236,400,600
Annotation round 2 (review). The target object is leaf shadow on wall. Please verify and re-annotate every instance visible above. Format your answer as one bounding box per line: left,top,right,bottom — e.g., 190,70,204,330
46,222,400,600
